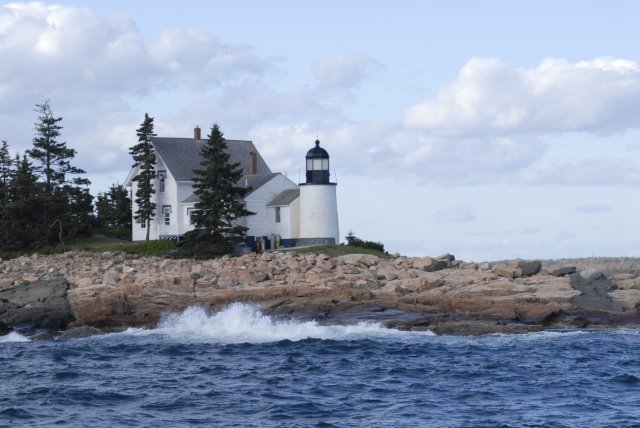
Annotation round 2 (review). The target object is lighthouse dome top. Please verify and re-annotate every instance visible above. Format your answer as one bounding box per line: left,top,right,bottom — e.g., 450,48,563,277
306,140,329,159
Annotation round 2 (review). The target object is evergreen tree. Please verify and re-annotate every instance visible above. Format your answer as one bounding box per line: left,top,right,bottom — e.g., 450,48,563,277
0,141,14,248
27,101,86,192
186,123,254,255
108,184,132,229
0,140,12,186
129,113,156,241
64,184,94,239
3,154,42,250
96,184,132,239
26,101,92,244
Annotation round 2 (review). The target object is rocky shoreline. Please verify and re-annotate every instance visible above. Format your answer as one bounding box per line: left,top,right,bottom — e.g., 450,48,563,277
2,251,640,338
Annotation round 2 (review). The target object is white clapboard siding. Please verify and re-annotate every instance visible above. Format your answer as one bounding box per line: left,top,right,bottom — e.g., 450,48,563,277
245,174,298,237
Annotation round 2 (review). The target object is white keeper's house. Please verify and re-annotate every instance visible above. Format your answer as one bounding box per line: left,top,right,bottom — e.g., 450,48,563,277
123,127,340,250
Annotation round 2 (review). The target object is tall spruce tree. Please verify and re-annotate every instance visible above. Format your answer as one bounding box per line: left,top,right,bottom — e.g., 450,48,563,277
0,140,12,186
4,154,42,250
28,101,87,192
26,101,92,244
129,113,156,241
188,123,254,254
0,141,14,248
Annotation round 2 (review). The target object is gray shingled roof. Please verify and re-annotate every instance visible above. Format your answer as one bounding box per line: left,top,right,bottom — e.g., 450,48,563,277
266,188,300,207
181,193,200,203
153,137,271,182
181,173,280,204
241,173,280,195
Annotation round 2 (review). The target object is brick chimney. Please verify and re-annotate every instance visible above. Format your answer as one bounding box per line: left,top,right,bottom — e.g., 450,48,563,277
194,126,201,140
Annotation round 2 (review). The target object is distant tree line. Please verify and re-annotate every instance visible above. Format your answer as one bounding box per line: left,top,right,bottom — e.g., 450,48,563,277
0,101,131,251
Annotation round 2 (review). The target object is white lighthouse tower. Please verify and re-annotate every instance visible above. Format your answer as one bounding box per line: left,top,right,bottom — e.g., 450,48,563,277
298,139,340,245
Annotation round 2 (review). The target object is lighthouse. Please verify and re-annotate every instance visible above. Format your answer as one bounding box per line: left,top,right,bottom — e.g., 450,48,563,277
298,139,340,245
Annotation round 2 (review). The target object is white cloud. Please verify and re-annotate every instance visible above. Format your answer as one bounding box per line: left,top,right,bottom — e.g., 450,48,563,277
575,203,611,214
0,2,273,105
405,57,640,135
247,119,546,185
1,3,637,191
0,2,276,177
518,157,640,185
436,205,476,223
312,54,384,89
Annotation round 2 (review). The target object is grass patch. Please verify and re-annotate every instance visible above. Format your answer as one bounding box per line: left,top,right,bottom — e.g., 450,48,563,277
0,236,176,259
282,244,391,258
124,239,176,257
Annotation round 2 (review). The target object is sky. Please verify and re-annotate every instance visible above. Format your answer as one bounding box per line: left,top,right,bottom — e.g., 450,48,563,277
1,0,639,261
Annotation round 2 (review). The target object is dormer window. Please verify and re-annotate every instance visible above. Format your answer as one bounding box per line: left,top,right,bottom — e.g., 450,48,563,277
157,170,166,192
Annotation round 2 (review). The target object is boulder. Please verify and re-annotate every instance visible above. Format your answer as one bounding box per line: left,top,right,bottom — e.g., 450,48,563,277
551,266,577,277
517,260,542,277
59,326,104,340
495,265,517,279
570,272,623,312
67,286,132,326
412,257,433,271
422,259,449,272
0,320,11,336
0,278,75,329
478,262,492,271
459,262,478,270
580,268,604,281
337,254,379,268
436,253,455,262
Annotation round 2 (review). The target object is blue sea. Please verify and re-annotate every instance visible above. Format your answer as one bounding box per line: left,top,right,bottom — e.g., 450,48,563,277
2,303,640,427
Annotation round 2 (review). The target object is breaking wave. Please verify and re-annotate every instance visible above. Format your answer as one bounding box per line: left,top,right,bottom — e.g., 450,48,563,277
0,331,30,343
126,303,435,344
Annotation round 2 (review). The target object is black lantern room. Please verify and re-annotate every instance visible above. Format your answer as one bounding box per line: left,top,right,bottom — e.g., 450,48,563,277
305,140,330,184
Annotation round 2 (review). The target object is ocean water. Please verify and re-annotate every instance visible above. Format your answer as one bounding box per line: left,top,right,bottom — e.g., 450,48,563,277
2,304,640,427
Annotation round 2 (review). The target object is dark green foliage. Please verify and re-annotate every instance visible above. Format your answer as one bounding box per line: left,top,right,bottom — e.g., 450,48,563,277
129,113,156,241
95,184,132,240
124,239,175,257
27,101,86,192
345,231,385,253
26,101,93,245
180,123,254,256
0,141,13,247
0,140,12,186
3,155,44,250
0,103,95,251
64,184,95,239
175,229,232,259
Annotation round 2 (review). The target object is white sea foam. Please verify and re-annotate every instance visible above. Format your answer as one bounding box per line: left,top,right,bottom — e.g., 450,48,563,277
0,331,31,343
129,303,435,344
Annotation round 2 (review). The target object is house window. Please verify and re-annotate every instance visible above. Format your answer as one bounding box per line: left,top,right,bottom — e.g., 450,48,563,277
275,207,281,224
157,171,166,192
140,221,146,228
163,205,171,226
187,208,197,225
